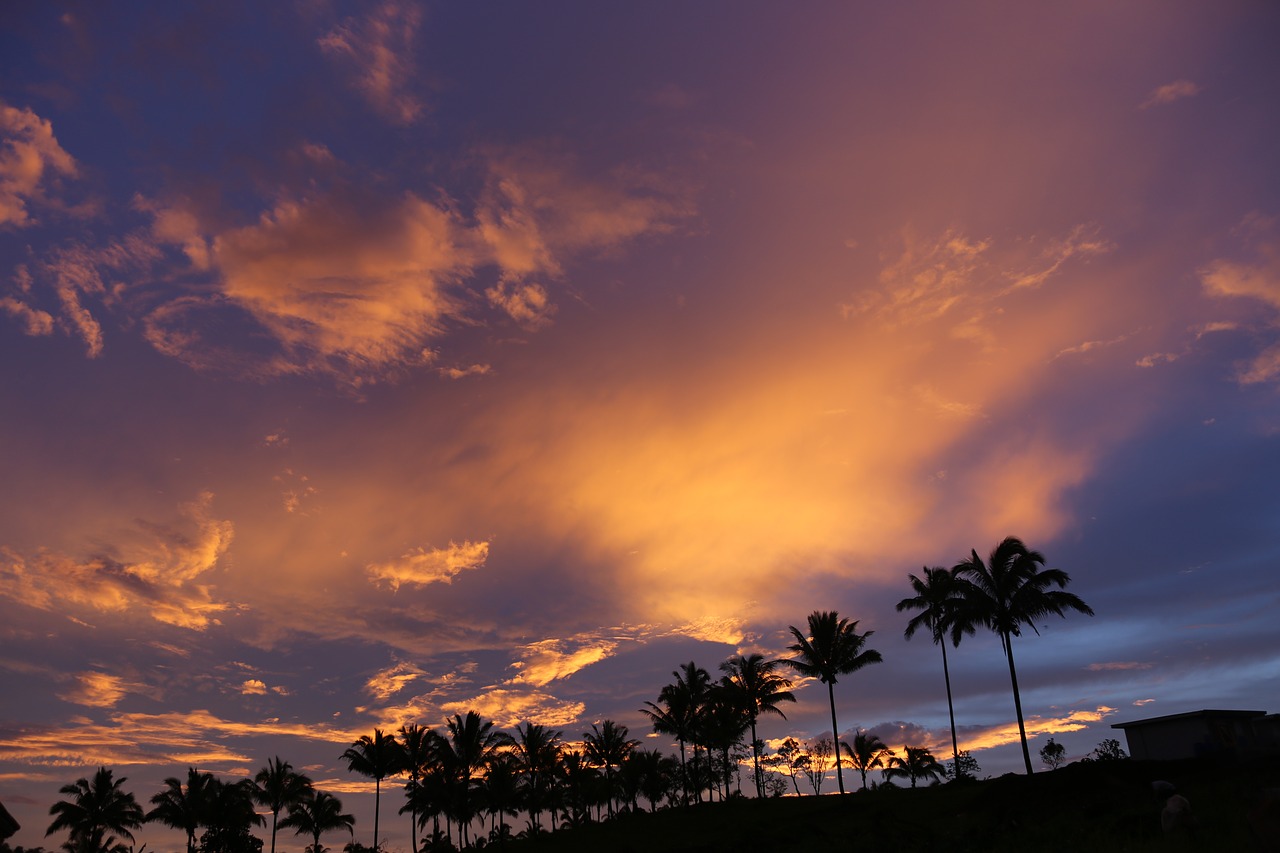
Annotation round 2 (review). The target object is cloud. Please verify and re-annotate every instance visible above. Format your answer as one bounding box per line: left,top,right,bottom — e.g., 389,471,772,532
509,638,618,687
367,540,490,590
317,0,425,125
440,688,586,729
1086,661,1153,672
486,279,556,328
438,363,492,380
58,672,136,708
0,492,234,630
240,679,267,695
1054,333,1130,359
1200,239,1280,382
1140,79,1202,110
1004,224,1114,292
365,661,427,701
0,296,54,336
0,103,79,227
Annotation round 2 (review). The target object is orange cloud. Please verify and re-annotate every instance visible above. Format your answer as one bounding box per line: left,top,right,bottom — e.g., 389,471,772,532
366,540,490,590
58,673,135,708
0,103,78,227
0,492,233,630
1140,79,1202,110
509,638,618,687
440,688,586,729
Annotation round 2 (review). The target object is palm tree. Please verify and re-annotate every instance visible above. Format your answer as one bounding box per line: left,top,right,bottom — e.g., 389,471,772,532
884,746,946,788
953,536,1095,774
47,768,144,853
641,662,710,805
341,728,404,851
839,730,895,791
511,722,563,832
397,723,439,853
253,757,313,853
279,790,354,853
583,719,639,817
145,767,214,853
698,682,751,800
440,711,511,847
200,778,265,853
786,610,884,795
720,653,796,798
896,566,971,774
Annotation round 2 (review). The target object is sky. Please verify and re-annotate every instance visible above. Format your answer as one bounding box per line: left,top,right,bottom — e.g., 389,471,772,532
2,0,1280,848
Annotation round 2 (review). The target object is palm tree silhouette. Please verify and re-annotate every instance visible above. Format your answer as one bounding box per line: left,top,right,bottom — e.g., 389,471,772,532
839,730,894,791
253,757,313,853
397,723,440,853
641,662,709,805
720,653,796,798
896,566,971,775
884,746,946,788
786,610,883,795
47,767,144,853
440,711,511,847
954,536,1094,774
145,767,213,853
279,789,354,853
341,728,404,851
193,778,263,853
583,719,639,817
511,722,563,832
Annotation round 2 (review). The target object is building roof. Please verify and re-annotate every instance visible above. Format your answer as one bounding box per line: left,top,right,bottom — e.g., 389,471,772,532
1111,709,1266,730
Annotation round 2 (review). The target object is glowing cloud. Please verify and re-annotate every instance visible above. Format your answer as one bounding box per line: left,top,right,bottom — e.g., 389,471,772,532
440,688,586,729
0,103,78,227
509,638,618,687
367,540,490,590
365,661,427,701
317,0,425,125
58,673,133,708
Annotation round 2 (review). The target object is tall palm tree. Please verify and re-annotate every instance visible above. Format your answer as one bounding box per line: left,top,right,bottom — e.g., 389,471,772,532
641,661,710,805
253,757,313,853
511,722,563,832
200,778,264,853
397,723,439,853
341,728,404,852
145,767,214,853
47,768,144,853
840,730,894,791
884,746,947,788
896,566,972,775
786,610,883,795
279,790,354,853
698,682,751,800
720,653,796,798
582,719,639,817
953,536,1095,774
440,711,511,847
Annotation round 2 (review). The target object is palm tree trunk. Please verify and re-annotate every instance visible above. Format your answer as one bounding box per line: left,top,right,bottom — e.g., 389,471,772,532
749,719,762,798
1003,632,1034,774
677,739,688,806
373,778,381,851
940,638,960,774
270,812,279,853
827,681,845,794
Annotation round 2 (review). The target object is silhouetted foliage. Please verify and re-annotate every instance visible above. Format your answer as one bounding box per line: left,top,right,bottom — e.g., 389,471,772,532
1040,737,1067,770
1089,738,1127,761
46,768,143,853
953,537,1094,774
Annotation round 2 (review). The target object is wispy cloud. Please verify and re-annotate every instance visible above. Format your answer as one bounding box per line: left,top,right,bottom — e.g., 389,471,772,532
1140,79,1201,110
367,540,490,590
317,0,425,125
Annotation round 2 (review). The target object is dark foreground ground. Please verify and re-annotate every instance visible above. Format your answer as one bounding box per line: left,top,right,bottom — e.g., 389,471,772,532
501,757,1280,852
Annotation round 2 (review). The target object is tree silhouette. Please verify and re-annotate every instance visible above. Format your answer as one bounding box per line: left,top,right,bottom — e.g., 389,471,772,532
47,768,143,853
511,722,563,831
341,729,404,851
439,711,511,847
583,719,639,817
1039,737,1066,770
197,778,263,853
396,723,439,853
146,768,214,853
786,610,883,794
953,536,1094,774
720,653,796,798
839,730,895,791
252,757,313,853
884,746,946,788
897,566,971,774
279,790,354,853
641,662,709,805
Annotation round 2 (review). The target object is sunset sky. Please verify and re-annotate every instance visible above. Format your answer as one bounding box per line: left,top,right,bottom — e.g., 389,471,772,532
3,1,1280,847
